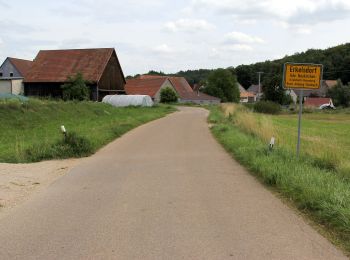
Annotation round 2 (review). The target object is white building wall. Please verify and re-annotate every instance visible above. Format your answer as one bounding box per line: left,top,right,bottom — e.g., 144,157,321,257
154,79,177,103
0,80,11,94
11,79,24,95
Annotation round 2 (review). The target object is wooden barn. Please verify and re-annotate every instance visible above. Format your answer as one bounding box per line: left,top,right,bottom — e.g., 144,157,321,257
24,48,125,101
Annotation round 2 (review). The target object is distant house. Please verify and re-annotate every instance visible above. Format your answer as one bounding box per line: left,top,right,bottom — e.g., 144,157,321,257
239,83,256,103
304,97,335,109
24,48,125,101
247,84,263,100
0,57,32,95
294,80,338,98
285,89,298,104
240,92,256,103
125,77,176,102
125,75,220,104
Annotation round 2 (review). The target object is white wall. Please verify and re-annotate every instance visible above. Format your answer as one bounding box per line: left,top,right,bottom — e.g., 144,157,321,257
0,80,11,94
11,79,24,95
154,79,177,102
0,79,24,95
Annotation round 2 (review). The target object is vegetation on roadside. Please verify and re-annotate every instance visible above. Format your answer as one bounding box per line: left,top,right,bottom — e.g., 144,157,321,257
253,101,281,114
328,80,350,107
0,98,174,162
160,87,178,103
61,72,90,101
209,104,350,253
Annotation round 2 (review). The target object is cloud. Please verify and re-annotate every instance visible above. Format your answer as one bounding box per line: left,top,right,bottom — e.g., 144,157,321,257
0,20,38,34
225,44,253,51
164,18,215,32
0,0,9,7
50,0,165,23
190,0,350,26
280,22,312,35
58,38,93,49
225,32,264,44
210,43,253,59
152,44,174,54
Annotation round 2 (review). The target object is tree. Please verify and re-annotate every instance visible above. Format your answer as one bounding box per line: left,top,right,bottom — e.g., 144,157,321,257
202,69,240,102
61,73,90,101
327,80,350,107
160,87,178,103
262,75,291,105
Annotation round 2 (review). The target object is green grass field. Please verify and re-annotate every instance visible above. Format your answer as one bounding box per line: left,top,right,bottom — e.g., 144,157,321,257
210,104,350,254
0,99,174,163
272,113,350,175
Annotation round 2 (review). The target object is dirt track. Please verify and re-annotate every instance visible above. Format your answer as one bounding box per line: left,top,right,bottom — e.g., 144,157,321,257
0,107,346,259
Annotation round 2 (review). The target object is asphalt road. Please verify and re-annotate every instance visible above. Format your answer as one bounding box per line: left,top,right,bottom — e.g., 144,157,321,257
0,107,346,259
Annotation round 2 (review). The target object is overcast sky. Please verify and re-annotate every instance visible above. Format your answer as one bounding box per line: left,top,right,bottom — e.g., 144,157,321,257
1,0,350,75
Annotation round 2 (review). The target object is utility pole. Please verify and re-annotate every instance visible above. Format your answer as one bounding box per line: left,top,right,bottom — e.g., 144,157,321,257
257,72,264,100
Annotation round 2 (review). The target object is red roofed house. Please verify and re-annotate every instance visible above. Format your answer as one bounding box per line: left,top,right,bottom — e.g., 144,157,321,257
238,82,256,103
125,77,176,102
304,97,335,109
24,48,125,101
125,75,220,104
0,57,33,95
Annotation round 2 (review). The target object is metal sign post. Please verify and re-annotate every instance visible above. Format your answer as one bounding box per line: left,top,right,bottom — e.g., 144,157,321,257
282,63,323,156
296,90,303,156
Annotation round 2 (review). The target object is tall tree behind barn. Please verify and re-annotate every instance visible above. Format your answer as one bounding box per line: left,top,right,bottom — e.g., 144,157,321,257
24,48,125,101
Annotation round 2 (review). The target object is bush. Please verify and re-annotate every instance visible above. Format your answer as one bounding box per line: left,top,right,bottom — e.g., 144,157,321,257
160,87,178,103
25,132,93,162
254,101,281,114
327,80,350,107
61,72,90,101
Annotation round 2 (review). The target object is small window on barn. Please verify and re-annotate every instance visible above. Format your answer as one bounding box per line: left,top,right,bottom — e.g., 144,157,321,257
0,72,3,77
10,72,14,77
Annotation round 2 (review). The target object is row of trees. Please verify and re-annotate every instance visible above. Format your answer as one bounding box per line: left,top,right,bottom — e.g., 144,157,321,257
134,43,350,106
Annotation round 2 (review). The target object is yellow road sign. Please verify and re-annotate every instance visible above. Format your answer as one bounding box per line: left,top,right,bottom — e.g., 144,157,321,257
283,63,323,89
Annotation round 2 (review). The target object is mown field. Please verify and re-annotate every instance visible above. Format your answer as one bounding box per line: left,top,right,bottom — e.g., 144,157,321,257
209,104,350,254
0,99,174,163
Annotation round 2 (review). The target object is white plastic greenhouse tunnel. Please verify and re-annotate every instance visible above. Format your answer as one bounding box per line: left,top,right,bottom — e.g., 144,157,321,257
102,95,154,107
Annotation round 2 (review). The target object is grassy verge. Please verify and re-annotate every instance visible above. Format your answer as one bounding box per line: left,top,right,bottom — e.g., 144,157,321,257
0,99,175,163
208,105,350,254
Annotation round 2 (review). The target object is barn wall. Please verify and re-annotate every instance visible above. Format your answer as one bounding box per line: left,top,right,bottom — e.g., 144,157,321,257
0,80,11,94
24,83,63,98
0,59,22,78
98,53,125,94
11,79,24,95
24,82,98,100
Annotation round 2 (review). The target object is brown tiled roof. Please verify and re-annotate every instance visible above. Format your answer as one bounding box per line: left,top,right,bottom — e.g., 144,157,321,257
180,91,221,101
136,75,196,96
127,75,220,101
8,57,32,77
25,48,118,83
125,78,168,97
304,97,332,107
168,77,194,98
138,75,167,80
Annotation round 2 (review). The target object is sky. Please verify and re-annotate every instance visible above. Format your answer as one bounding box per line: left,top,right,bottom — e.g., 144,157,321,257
1,0,350,76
